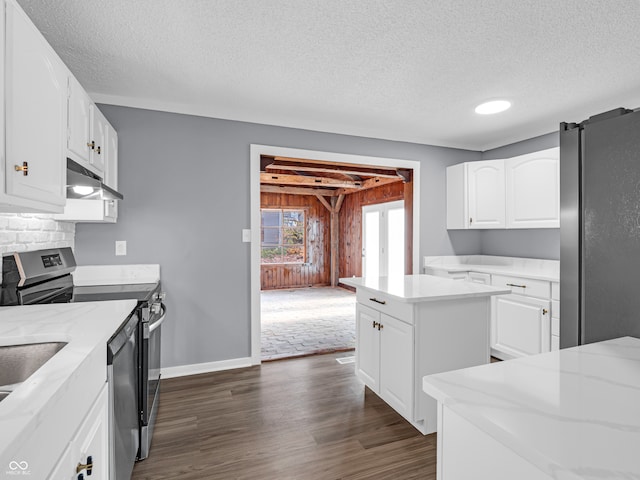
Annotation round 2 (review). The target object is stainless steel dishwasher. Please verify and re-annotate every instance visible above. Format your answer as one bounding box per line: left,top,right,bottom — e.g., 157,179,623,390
107,312,140,480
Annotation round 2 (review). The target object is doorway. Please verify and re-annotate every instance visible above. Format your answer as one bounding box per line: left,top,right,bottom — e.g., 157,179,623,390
250,145,421,365
362,200,405,278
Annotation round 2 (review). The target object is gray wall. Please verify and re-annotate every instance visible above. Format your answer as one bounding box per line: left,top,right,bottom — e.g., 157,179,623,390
480,131,560,260
75,105,482,368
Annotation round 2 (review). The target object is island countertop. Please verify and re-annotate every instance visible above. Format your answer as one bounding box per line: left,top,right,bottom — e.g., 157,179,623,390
339,274,510,303
422,336,640,478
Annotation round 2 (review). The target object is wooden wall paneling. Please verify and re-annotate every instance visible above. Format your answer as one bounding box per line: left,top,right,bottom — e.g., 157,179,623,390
260,192,331,289
337,180,407,282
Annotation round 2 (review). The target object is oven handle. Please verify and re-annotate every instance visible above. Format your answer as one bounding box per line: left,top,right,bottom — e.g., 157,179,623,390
148,304,166,333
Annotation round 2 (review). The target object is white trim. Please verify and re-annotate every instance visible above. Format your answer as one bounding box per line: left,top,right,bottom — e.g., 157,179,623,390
250,144,421,365
161,357,252,379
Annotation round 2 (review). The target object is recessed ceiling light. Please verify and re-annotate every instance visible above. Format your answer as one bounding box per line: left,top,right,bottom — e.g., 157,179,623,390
475,100,511,115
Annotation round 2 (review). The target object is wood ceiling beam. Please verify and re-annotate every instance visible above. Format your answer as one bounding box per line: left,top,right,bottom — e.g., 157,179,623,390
265,163,401,179
260,185,338,196
261,172,362,189
315,194,333,212
274,156,402,174
333,176,403,196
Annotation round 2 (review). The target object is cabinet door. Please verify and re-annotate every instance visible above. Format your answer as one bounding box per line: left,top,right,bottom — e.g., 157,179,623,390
89,106,106,174
76,386,108,480
103,124,118,221
4,1,66,206
356,304,380,391
67,75,92,165
491,294,550,358
467,160,505,229
505,148,559,228
46,385,108,480
379,314,413,419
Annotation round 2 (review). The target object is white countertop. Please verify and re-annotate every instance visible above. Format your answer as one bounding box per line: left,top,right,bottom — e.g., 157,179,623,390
424,255,559,282
339,274,510,302
422,337,640,478
0,300,137,466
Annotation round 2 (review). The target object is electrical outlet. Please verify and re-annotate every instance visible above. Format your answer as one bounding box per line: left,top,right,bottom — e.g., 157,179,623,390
115,240,127,256
242,229,251,243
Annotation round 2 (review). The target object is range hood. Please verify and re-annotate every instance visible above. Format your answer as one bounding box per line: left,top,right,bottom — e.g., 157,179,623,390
66,159,123,200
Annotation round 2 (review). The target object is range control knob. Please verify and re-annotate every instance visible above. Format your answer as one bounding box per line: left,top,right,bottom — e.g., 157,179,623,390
151,303,162,314
154,292,166,302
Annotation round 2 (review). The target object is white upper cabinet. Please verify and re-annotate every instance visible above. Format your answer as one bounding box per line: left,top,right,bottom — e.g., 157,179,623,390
90,105,107,174
67,75,93,167
446,160,505,229
1,0,66,212
55,117,118,223
447,147,560,230
467,160,505,229
505,147,560,228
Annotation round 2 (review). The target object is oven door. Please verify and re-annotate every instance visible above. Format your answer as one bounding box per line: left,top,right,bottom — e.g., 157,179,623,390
139,302,165,460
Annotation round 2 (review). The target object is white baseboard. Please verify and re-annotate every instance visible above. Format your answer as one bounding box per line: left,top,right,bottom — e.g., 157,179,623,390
161,357,254,379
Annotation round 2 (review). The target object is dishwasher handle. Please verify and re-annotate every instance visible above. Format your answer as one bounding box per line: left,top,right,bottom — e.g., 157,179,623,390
148,304,166,334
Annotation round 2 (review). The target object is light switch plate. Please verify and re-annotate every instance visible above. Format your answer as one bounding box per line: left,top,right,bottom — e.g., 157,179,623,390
115,240,127,256
242,229,251,243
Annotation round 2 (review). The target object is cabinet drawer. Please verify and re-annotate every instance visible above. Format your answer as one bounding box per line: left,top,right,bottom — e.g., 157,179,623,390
468,271,491,284
551,282,560,301
491,274,550,299
357,290,414,324
551,300,560,319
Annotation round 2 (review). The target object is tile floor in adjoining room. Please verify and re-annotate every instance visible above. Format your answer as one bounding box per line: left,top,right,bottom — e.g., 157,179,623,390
261,286,356,361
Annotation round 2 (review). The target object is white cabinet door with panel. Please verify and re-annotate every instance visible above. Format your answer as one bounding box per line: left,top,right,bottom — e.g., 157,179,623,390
505,147,559,228
355,304,380,391
47,384,108,480
89,105,107,174
446,160,505,229
67,74,93,168
378,313,413,419
467,160,505,229
1,0,66,212
491,294,551,359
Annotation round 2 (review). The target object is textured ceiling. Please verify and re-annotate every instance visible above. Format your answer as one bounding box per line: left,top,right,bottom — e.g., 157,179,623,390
16,0,640,150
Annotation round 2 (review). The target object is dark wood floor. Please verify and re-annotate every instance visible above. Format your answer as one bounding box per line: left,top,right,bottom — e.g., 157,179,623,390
132,353,437,479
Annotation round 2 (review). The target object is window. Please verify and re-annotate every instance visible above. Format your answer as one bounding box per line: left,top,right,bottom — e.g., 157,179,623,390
261,209,305,264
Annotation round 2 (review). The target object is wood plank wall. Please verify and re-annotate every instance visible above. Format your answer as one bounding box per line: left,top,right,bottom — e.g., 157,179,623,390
338,181,406,281
261,192,331,289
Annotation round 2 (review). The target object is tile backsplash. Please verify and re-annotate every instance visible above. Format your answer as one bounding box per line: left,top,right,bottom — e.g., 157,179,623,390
0,213,75,256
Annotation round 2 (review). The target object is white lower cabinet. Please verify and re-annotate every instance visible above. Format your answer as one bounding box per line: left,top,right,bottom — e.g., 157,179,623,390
491,294,551,359
356,304,413,419
354,289,492,434
48,384,109,480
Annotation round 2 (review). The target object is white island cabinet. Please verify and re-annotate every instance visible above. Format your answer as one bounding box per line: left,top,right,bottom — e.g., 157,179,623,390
340,274,509,434
423,337,640,480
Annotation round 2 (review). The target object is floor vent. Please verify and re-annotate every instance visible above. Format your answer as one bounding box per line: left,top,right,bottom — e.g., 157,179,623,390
336,356,355,365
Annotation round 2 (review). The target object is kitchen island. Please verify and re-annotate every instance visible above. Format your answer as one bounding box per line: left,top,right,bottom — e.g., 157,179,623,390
340,274,509,434
423,336,640,479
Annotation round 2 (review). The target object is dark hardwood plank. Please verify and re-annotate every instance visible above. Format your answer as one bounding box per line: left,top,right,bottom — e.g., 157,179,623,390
132,353,436,480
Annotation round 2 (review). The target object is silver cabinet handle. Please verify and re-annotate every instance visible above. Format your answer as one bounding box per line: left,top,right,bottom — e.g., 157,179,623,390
506,283,527,288
149,305,166,333
369,298,386,305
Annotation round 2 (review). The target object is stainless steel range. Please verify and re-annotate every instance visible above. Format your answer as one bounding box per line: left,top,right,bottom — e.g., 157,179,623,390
0,247,165,479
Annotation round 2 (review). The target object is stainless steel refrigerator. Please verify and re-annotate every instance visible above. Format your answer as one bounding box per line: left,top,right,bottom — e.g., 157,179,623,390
560,107,640,347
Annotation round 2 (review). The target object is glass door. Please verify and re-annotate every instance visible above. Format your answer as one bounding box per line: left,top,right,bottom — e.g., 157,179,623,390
362,200,404,278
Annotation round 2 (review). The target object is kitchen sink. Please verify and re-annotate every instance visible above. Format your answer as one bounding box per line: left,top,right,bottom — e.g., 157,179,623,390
0,342,68,401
